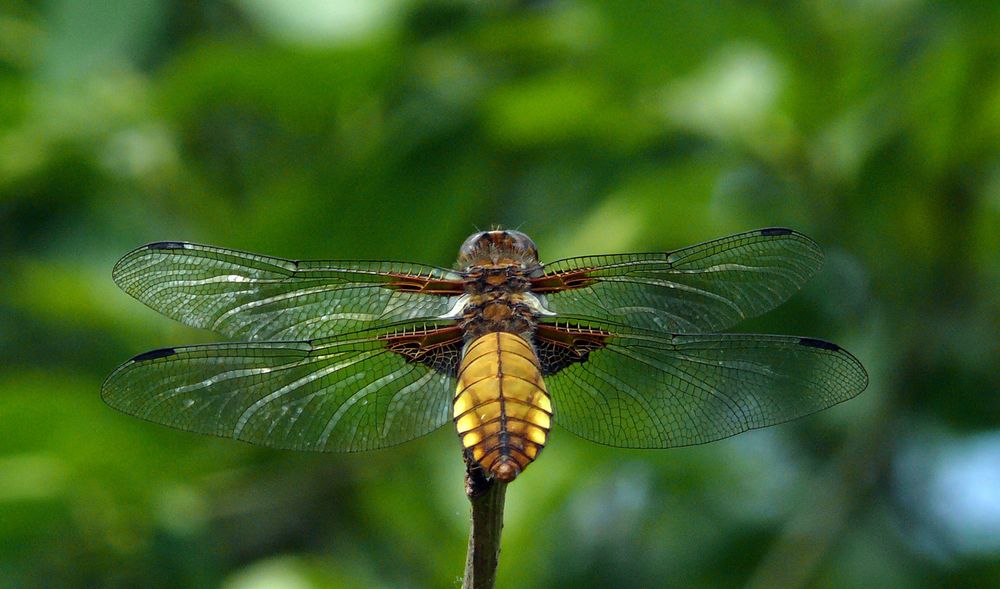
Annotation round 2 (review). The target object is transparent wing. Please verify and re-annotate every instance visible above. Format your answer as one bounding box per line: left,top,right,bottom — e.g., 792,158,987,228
543,326,868,448
112,242,465,341
101,323,459,451
532,228,823,333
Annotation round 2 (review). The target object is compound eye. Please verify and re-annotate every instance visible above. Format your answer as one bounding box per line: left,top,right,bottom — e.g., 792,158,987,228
504,231,538,259
459,231,488,260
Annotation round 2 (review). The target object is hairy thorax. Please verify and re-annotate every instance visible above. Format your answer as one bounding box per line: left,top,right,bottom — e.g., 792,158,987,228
458,265,538,342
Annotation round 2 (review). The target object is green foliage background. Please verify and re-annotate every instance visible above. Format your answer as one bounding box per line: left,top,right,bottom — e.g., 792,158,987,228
2,1,999,587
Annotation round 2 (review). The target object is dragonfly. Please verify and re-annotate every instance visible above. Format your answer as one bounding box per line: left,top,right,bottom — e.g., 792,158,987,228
103,228,868,482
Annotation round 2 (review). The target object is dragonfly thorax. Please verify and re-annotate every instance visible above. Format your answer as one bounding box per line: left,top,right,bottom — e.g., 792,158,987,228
459,293,537,342
453,262,553,343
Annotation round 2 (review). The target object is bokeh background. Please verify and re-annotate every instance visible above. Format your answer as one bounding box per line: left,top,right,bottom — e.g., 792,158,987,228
3,1,999,587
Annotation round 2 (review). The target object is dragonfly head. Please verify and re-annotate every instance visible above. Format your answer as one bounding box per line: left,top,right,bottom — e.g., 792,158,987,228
457,230,539,269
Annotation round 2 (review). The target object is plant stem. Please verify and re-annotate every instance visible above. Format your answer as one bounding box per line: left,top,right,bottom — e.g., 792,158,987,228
462,461,507,589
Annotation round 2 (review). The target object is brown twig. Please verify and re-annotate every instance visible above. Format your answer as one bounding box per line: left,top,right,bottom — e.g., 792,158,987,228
462,456,507,589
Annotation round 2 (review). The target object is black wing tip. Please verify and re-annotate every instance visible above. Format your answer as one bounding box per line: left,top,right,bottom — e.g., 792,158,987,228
131,347,177,362
798,337,841,351
798,337,870,392
147,241,190,251
756,227,823,258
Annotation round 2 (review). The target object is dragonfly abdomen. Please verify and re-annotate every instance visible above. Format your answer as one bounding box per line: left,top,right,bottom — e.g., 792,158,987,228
453,332,552,482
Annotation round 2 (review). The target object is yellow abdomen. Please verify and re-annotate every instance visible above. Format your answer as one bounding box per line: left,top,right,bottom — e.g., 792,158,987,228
453,332,551,482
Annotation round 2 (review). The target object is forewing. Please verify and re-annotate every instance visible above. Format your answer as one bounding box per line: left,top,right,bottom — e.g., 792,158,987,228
101,323,461,451
112,242,465,340
541,325,868,448
532,228,823,333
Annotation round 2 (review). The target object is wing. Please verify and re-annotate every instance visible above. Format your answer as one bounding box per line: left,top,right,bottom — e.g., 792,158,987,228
101,322,463,451
535,322,868,448
531,228,823,333
112,242,465,341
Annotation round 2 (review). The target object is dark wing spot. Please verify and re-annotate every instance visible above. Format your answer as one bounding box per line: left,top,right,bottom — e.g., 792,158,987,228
798,337,840,351
147,242,188,250
132,347,177,362
760,227,794,237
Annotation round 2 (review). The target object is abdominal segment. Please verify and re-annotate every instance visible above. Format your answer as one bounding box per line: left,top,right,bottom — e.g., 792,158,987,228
453,332,552,482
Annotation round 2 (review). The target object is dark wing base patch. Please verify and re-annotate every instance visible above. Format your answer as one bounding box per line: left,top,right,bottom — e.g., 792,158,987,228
380,325,465,377
534,323,612,376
